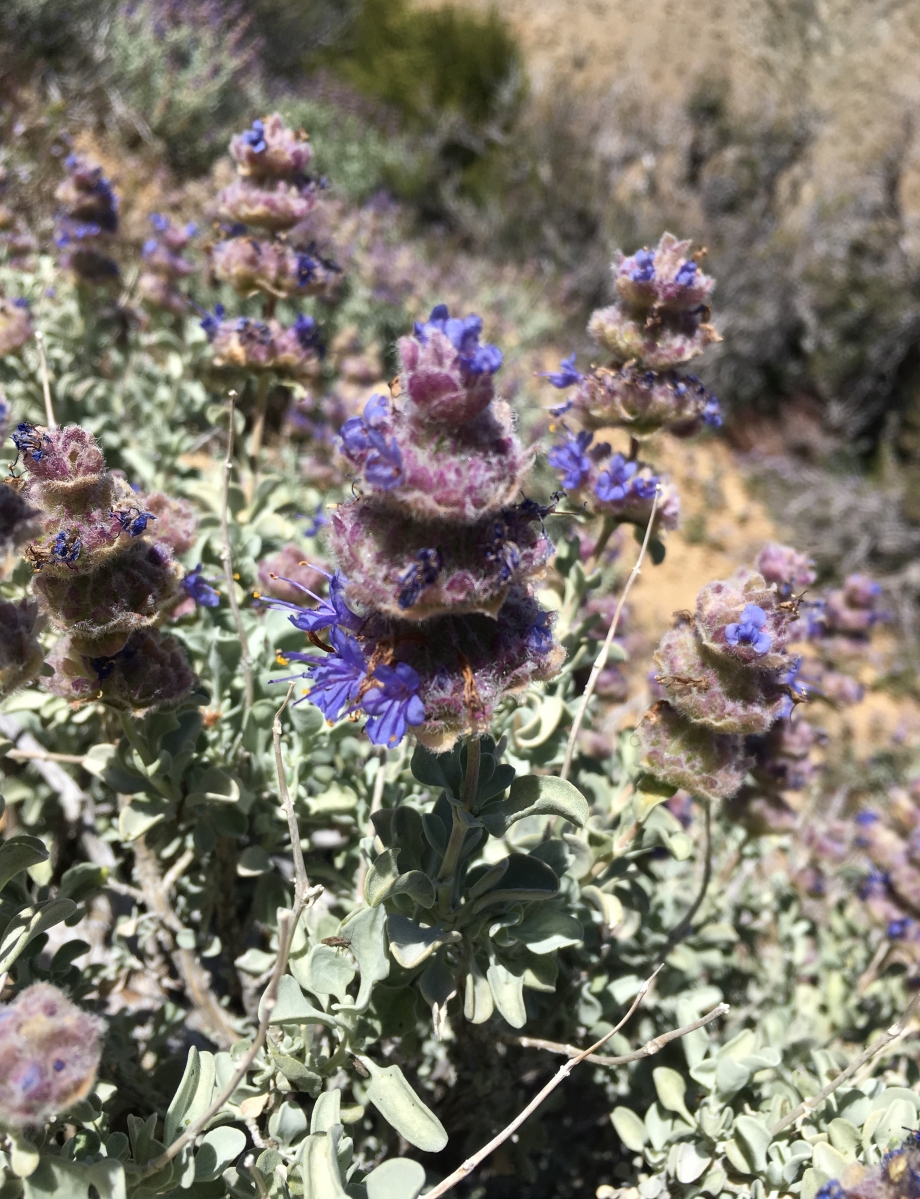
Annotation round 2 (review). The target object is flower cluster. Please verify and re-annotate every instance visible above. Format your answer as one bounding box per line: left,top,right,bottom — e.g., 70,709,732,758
638,561,801,801
547,233,721,438
0,983,104,1127
263,306,563,748
54,155,120,284
210,113,336,303
547,430,680,535
201,307,322,383
137,213,196,315
813,1129,920,1199
10,422,198,710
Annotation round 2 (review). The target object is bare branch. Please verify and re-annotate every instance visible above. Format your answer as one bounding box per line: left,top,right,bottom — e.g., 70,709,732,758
34,330,56,428
561,486,661,781
272,682,309,905
516,1002,729,1067
220,391,254,714
423,965,665,1199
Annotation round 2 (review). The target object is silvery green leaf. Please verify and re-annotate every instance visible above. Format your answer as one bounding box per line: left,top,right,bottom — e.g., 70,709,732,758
8,1130,39,1179
512,695,564,749
643,1103,673,1152
801,1167,832,1199
272,1052,323,1095
302,945,357,1002
486,961,527,1028
869,1099,916,1148
674,1141,712,1184
715,1055,751,1097
186,765,240,806
611,1106,648,1153
312,1091,341,1134
266,975,340,1027
194,1126,246,1181
581,885,624,931
364,1158,426,1199
470,853,559,908
365,850,436,909
522,954,558,993
386,915,460,969
652,1067,694,1124
733,1114,772,1174
827,1117,861,1159
165,1047,200,1144
0,898,77,973
300,1130,348,1199
355,1057,448,1152
811,1142,849,1180
341,904,390,1010
0,835,48,892
465,859,509,900
23,1158,126,1199
464,958,494,1024
480,775,589,835
270,1100,309,1147
419,952,456,1011
510,906,583,954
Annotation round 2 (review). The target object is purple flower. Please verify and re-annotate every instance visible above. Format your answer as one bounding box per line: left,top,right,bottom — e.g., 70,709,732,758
111,507,155,537
724,604,772,656
293,314,322,353
888,917,912,939
339,395,403,489
855,810,879,826
594,453,641,502
303,504,328,538
306,629,368,719
51,531,81,565
525,609,554,653
362,662,425,746
398,548,442,609
240,118,267,154
151,213,169,232
540,353,583,389
858,867,889,899
675,260,698,286
548,430,593,490
702,396,722,427
414,304,503,377
199,304,226,340
261,568,363,635
183,564,220,608
629,248,655,282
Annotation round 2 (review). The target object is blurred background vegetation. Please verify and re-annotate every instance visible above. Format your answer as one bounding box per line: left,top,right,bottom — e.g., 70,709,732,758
4,0,920,488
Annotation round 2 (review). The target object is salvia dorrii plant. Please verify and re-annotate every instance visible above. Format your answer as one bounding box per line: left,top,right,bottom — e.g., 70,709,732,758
544,233,722,550
54,154,120,285
136,212,196,316
0,95,918,1199
266,304,564,751
9,421,197,710
200,113,335,391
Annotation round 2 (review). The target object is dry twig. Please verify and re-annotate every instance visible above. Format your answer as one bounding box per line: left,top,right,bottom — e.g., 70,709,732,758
561,486,660,780
423,965,665,1199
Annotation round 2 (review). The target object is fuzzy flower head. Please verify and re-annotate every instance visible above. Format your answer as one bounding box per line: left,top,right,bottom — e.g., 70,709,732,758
695,570,793,670
203,313,321,382
0,983,104,1127
217,177,316,232
614,233,715,312
230,114,313,180
210,237,335,300
54,156,120,284
564,365,720,439
755,542,817,599
399,304,503,424
46,628,198,711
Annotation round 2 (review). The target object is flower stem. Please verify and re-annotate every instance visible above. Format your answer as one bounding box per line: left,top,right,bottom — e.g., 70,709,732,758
437,735,482,912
